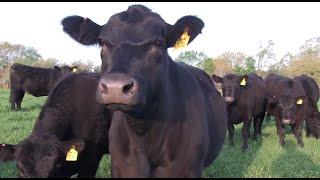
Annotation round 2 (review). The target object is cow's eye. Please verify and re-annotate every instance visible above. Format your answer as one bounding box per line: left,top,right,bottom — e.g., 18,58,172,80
154,40,165,48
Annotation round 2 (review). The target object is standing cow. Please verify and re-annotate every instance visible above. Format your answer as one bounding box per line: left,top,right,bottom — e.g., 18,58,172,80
265,75,307,147
61,5,227,178
294,74,320,138
1,73,112,178
212,73,267,151
9,63,77,110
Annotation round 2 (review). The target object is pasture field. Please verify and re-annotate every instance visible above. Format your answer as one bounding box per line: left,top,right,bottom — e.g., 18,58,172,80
0,88,319,178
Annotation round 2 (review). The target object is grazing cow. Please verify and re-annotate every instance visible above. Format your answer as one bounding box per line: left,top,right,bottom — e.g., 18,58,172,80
212,73,267,151
9,63,78,110
0,73,112,178
294,74,320,138
266,76,307,147
264,73,285,122
61,5,227,178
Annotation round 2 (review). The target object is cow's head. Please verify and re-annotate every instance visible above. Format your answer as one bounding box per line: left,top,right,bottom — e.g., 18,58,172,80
212,74,249,104
271,79,307,125
54,65,78,75
276,95,306,124
0,135,84,178
61,5,204,118
308,111,320,138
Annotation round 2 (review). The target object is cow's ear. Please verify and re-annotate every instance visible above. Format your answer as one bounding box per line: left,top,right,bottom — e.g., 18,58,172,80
240,75,249,86
295,96,306,105
61,139,85,162
212,75,222,83
166,16,204,48
71,66,78,73
0,144,16,162
61,16,102,46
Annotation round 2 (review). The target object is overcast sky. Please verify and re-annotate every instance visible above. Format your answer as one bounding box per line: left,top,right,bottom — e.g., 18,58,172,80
0,2,320,66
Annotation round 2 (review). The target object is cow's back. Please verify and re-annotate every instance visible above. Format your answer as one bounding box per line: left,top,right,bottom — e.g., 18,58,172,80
179,62,227,167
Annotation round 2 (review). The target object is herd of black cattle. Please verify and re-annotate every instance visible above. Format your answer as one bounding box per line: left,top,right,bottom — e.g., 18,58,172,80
0,5,319,178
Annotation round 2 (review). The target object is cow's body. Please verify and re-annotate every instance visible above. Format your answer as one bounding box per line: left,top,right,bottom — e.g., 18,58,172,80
1,73,112,178
294,74,320,138
9,63,76,110
61,5,227,177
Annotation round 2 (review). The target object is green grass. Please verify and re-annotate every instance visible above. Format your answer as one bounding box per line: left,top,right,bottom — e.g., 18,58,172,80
0,88,320,177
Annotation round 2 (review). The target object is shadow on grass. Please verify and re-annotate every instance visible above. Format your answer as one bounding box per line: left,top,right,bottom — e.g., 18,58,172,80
203,121,266,178
270,139,320,178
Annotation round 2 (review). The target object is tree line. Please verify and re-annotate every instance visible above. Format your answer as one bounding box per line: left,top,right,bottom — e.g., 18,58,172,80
175,37,320,86
1,37,320,89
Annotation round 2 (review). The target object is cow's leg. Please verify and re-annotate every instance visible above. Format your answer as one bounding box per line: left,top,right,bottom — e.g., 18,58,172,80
227,120,235,146
16,90,25,110
9,88,16,110
305,121,311,138
257,113,265,137
265,104,271,123
293,122,304,148
77,145,103,178
275,116,285,146
253,117,259,141
242,114,252,152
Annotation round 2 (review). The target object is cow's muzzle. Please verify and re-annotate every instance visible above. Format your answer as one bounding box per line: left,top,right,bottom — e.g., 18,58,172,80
97,73,139,106
225,96,234,102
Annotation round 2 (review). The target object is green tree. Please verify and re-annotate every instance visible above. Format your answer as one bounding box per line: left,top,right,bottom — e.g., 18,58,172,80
175,50,208,68
234,56,256,75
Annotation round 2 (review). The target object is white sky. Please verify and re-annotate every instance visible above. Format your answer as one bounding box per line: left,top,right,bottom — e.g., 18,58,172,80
0,2,320,66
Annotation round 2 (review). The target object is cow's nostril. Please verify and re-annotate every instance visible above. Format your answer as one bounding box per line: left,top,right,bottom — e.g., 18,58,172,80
99,81,108,94
122,81,134,95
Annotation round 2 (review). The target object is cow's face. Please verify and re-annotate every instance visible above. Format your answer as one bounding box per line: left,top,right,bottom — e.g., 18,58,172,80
0,136,84,178
276,95,306,124
61,5,204,117
212,74,248,104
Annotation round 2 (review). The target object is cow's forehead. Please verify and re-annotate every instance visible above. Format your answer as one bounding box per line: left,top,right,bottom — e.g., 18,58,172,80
98,7,168,45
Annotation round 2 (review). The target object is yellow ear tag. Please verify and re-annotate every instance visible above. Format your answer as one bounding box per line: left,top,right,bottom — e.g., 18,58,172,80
66,146,78,161
240,78,246,86
174,28,190,50
72,68,77,73
296,99,303,105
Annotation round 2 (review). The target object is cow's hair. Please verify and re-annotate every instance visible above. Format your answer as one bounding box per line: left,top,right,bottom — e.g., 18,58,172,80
287,80,294,88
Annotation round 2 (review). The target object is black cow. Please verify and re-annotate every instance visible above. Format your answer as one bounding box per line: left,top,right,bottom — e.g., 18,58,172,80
212,73,267,151
1,73,112,178
61,5,227,178
266,76,307,147
9,63,78,110
294,74,320,138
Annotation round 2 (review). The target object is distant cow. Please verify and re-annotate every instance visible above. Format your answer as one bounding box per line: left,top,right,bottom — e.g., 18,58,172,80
212,73,267,151
265,75,307,147
294,74,320,138
0,73,112,178
9,63,77,110
61,5,227,177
